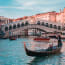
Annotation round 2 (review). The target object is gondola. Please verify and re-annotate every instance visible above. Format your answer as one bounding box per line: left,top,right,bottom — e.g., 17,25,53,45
24,35,62,57
9,36,16,40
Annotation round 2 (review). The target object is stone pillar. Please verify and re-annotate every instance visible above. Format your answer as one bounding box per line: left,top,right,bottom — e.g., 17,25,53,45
24,29,28,36
35,29,37,36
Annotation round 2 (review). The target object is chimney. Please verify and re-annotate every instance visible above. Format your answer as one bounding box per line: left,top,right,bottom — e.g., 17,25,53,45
63,7,65,12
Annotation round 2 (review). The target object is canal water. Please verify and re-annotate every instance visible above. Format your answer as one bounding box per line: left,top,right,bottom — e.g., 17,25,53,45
0,37,65,65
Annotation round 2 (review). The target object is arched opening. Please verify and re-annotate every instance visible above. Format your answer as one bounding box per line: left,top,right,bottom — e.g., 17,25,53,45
45,23,48,27
54,25,57,29
37,21,40,25
58,26,61,30
13,24,16,29
9,25,12,30
21,22,24,27
25,21,29,26
17,23,20,28
41,22,44,26
50,24,53,28
5,26,8,31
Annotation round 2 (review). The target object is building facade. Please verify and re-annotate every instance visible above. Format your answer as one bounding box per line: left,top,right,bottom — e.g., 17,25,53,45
0,16,13,25
14,8,65,25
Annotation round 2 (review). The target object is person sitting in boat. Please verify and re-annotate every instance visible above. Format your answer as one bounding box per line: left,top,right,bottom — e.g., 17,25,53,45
46,42,53,51
49,42,53,50
57,34,62,47
46,39,56,51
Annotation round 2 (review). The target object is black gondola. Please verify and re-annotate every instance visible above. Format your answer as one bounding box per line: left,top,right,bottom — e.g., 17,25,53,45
9,36,17,40
24,35,62,57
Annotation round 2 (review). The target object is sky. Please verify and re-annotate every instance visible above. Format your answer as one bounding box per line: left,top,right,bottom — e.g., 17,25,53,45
0,0,65,19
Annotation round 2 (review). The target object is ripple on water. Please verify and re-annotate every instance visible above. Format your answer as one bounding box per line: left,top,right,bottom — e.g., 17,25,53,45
0,38,65,65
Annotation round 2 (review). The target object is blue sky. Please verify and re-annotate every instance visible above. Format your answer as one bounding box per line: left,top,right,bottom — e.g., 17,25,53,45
0,0,65,18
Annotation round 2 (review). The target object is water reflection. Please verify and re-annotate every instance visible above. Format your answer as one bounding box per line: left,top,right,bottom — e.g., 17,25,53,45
28,53,62,65
0,38,65,65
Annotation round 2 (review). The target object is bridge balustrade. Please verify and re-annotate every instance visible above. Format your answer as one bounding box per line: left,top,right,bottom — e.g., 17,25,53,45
3,23,62,33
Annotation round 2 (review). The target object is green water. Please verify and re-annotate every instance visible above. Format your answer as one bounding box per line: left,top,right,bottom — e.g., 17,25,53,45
0,38,65,65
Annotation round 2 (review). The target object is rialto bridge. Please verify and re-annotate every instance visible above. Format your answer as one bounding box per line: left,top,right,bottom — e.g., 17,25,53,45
0,19,63,38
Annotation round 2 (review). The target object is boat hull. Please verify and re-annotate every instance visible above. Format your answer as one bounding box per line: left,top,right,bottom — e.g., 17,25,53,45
24,35,62,57
25,45,61,57
34,38,50,42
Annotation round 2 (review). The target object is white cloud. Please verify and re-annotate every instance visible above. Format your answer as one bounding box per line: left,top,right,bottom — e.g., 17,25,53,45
15,0,65,5
0,9,5,12
0,6,34,11
23,1,37,6
0,0,65,18
13,0,65,12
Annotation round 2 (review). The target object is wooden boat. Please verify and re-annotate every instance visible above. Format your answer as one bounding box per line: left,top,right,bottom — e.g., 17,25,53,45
24,35,62,57
34,37,50,42
9,36,16,40
48,35,57,39
49,35,65,39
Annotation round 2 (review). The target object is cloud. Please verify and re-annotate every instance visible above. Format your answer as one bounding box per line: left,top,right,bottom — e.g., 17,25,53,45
13,0,65,12
15,0,65,5
0,0,65,18
0,0,64,11
23,1,37,6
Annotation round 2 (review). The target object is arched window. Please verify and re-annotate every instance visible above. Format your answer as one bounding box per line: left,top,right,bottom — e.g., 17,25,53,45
9,25,12,30
45,23,48,27
21,22,24,27
54,25,57,29
50,24,53,28
41,22,44,26
13,24,16,29
58,26,61,30
17,23,20,28
5,26,8,31
25,21,29,26
37,21,40,25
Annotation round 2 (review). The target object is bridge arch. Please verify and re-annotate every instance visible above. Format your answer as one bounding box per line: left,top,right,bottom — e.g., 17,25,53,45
25,21,29,26
58,26,61,30
17,23,20,28
37,21,40,25
21,22,24,27
9,25,12,30
41,22,44,26
5,26,8,31
45,23,49,27
53,25,57,29
49,24,53,28
13,24,16,29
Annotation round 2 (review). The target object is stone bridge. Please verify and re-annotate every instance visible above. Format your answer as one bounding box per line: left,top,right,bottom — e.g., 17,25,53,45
2,24,62,38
